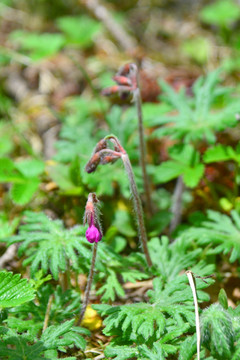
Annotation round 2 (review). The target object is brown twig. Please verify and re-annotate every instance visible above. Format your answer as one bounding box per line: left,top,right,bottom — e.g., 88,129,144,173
169,176,185,234
79,0,137,52
43,294,54,332
0,244,17,268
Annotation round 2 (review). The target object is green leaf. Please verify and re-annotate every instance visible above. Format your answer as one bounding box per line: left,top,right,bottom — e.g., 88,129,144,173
10,177,40,205
153,69,238,143
148,236,204,282
153,145,204,187
5,211,90,280
56,16,101,48
200,0,240,27
179,335,197,360
104,345,138,360
204,145,239,163
0,213,19,239
181,209,240,262
183,163,204,188
153,161,184,183
142,103,172,127
218,289,228,310
0,158,19,182
0,335,45,360
9,31,65,60
96,273,213,345
182,37,210,65
15,159,45,178
41,319,88,351
0,123,14,156
96,270,125,302
201,304,234,359
0,271,35,308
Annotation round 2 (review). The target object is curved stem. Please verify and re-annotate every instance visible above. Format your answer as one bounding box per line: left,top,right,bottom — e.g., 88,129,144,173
121,153,152,267
77,242,98,325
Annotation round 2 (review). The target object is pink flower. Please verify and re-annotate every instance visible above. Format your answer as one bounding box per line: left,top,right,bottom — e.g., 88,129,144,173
86,224,102,243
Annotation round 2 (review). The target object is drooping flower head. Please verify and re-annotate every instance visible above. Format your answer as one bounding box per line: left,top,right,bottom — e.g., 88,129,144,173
101,63,138,100
84,193,102,244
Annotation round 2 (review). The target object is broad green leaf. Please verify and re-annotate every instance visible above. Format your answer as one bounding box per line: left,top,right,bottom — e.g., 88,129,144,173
200,0,240,27
56,16,101,48
10,177,40,205
0,271,35,308
204,145,239,163
9,31,65,60
0,158,20,182
183,163,204,188
15,159,45,178
153,161,184,183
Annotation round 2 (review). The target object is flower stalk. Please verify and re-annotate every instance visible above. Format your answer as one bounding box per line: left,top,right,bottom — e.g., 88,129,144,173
85,136,153,268
77,193,102,325
121,153,152,267
102,63,153,216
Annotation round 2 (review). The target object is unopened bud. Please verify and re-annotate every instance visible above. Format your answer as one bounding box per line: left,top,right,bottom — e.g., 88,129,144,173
94,139,107,153
85,153,100,173
100,154,120,165
102,85,121,96
84,193,102,243
113,75,132,86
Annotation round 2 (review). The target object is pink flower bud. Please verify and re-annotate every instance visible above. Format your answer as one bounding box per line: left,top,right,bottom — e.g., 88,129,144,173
86,224,102,243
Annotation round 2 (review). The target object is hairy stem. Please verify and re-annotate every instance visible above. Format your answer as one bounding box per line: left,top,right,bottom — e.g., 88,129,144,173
135,87,153,217
77,242,98,325
121,153,152,267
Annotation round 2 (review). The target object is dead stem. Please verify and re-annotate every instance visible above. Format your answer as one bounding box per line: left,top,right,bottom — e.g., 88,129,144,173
43,294,54,332
169,176,185,234
186,271,200,360
80,0,136,52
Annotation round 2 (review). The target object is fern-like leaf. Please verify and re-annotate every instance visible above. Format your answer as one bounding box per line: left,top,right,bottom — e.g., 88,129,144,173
4,211,91,280
153,69,239,143
181,209,240,262
201,304,234,360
